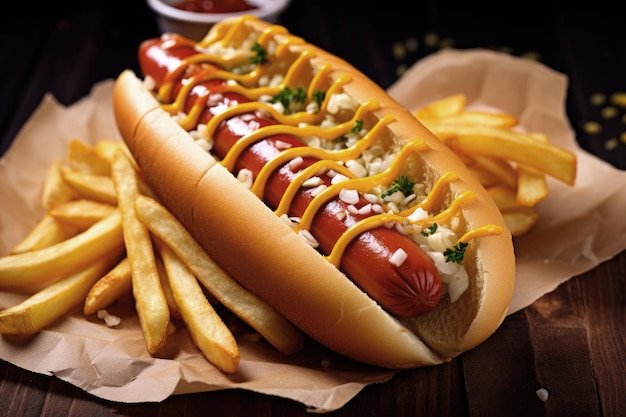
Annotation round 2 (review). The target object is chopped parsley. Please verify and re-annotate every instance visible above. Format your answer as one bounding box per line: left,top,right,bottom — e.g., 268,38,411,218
312,90,325,110
444,242,468,264
381,175,415,198
271,86,307,114
421,223,438,237
351,119,364,134
250,42,268,65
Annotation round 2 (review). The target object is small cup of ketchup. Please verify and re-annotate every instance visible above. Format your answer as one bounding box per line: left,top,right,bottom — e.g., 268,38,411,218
146,0,291,41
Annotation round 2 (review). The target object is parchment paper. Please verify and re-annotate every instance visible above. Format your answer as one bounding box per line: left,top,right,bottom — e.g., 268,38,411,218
1,49,625,412
387,48,626,314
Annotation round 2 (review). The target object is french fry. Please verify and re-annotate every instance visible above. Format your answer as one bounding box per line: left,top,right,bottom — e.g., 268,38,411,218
469,154,518,190
94,140,129,162
10,215,80,255
502,209,539,237
158,241,240,373
48,199,117,230
134,195,304,356
487,185,524,212
41,159,79,209
515,133,549,206
0,211,124,292
0,246,123,336
516,164,548,207
67,139,112,176
60,167,118,205
155,255,182,319
428,124,577,185
111,149,170,355
414,93,466,119
421,111,518,128
84,257,132,315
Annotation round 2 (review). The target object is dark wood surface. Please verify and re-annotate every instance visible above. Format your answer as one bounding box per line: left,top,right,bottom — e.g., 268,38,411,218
1,1,624,416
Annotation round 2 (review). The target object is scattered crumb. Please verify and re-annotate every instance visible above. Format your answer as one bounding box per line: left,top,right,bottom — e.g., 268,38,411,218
536,388,549,401
97,309,121,327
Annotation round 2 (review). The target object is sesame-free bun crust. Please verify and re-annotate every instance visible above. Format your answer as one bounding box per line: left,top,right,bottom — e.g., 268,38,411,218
113,16,515,368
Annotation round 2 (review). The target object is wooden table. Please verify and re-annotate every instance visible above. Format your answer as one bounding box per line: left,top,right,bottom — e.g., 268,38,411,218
1,1,624,415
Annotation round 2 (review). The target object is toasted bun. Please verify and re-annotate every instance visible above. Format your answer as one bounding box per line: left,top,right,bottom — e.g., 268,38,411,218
113,16,515,368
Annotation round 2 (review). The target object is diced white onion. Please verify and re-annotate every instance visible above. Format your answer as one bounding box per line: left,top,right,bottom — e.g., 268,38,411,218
339,188,359,205
302,176,323,187
237,169,254,189
330,173,350,184
97,309,121,327
298,229,319,248
389,248,408,267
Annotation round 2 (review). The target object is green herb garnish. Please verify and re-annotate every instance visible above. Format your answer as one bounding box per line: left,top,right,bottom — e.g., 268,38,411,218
312,90,325,110
351,119,364,134
444,242,468,264
381,175,415,198
421,223,438,237
250,42,268,65
271,86,307,114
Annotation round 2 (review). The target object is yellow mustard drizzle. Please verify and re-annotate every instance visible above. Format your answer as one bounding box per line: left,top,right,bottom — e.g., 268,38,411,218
457,224,504,244
281,48,315,85
298,139,428,231
158,54,222,103
326,213,410,267
308,63,333,97
219,15,263,47
425,190,476,225
274,160,356,216
218,99,380,171
273,115,395,215
398,171,458,217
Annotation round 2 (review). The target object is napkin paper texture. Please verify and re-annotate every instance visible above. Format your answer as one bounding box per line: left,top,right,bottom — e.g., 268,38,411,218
1,49,625,412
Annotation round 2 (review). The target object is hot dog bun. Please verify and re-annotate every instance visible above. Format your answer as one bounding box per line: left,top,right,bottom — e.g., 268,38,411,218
113,16,515,368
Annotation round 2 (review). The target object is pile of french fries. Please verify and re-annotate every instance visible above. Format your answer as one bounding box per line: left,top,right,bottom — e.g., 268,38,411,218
414,94,577,236
0,139,302,373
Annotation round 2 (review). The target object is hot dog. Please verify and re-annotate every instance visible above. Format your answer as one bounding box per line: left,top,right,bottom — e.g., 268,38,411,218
113,15,515,368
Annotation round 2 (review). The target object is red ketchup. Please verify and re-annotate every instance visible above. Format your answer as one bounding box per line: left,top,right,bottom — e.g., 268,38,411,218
173,0,258,13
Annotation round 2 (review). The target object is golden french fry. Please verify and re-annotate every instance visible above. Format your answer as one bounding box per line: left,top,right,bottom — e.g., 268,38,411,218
515,132,549,206
155,255,181,319
0,211,124,292
516,165,548,207
48,199,117,230
469,154,518,189
67,139,111,176
486,186,524,212
41,159,79,210
0,247,123,336
429,124,577,185
84,257,132,315
134,195,304,355
158,241,239,373
414,94,466,119
60,167,118,205
111,149,170,355
421,111,518,128
10,215,80,255
94,140,130,163
502,208,539,237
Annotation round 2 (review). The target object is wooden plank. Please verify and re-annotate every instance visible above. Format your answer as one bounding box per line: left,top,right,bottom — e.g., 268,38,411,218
525,281,601,417
578,251,626,416
462,311,544,416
